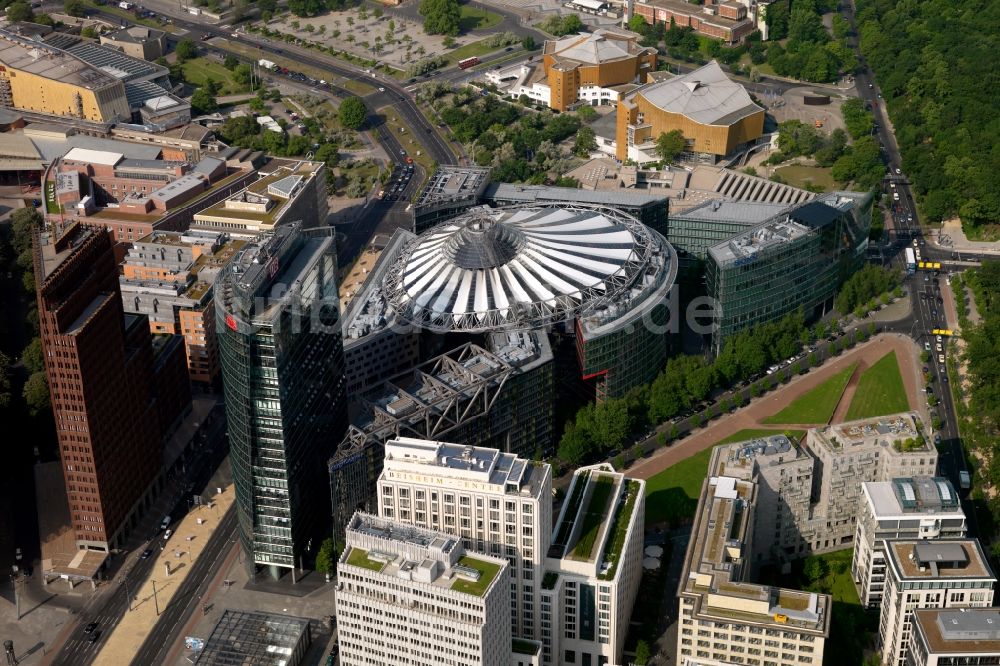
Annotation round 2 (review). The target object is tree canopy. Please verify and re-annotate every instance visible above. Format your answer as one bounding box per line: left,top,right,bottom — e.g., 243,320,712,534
655,130,686,163
174,39,197,62
419,0,461,36
338,97,367,130
856,0,1000,226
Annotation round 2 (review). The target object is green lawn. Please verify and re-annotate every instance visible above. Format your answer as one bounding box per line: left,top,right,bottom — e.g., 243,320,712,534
345,547,383,572
774,164,837,191
444,39,506,66
845,351,910,420
181,57,247,96
451,556,502,596
570,475,614,560
459,4,503,31
763,364,857,425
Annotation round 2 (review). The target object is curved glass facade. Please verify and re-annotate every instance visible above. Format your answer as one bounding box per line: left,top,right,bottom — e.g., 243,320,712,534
217,224,346,575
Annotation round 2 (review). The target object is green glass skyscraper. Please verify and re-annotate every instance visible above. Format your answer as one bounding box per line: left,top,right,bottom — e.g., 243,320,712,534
216,223,346,581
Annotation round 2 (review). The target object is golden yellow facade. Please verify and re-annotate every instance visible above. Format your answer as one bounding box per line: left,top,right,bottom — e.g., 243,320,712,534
542,34,657,112
615,93,764,161
1,68,129,122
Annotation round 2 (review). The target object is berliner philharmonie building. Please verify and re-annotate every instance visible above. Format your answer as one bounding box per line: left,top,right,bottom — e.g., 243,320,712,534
329,201,677,546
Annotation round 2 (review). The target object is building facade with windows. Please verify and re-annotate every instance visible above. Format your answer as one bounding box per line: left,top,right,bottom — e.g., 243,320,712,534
615,61,764,164
34,222,190,552
376,437,552,643
853,478,966,609
335,512,512,666
878,540,996,666
907,609,1000,666
120,230,246,385
216,223,347,580
541,464,645,666
706,191,873,354
678,444,830,666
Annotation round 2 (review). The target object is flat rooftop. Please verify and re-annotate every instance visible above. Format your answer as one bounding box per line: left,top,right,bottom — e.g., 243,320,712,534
344,513,504,598
815,413,928,450
680,447,831,634
914,609,1000,655
888,540,994,580
415,165,491,208
194,162,319,227
864,476,962,517
0,30,119,90
383,437,546,493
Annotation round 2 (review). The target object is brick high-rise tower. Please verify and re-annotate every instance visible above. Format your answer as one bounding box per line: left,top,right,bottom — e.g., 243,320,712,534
35,221,189,552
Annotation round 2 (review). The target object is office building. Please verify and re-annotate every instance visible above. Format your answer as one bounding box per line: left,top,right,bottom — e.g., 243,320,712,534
908,608,1000,666
541,464,645,666
376,437,552,642
713,434,814,565
216,223,347,579
853,478,966,608
34,222,190,552
192,160,328,234
615,61,764,164
45,148,255,245
678,444,830,666
385,204,676,400
100,25,167,61
196,610,313,666
878,540,995,666
413,165,491,234
335,512,511,666
329,335,554,549
626,0,756,43
706,191,874,353
510,29,656,112
120,230,247,385
803,414,938,553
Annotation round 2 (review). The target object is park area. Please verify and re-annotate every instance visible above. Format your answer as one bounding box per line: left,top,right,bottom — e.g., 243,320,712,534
640,336,921,528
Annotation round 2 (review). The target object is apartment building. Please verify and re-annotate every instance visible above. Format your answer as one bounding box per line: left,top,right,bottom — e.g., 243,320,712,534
120,230,246,385
542,464,645,666
908,608,1000,666
377,437,552,643
853,478,966,608
677,445,831,666
801,413,938,553
335,512,511,666
879,540,995,666
713,434,813,566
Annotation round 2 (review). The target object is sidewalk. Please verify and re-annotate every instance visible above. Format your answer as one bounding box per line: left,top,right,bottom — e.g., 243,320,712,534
93,464,236,664
929,218,1000,255
626,333,926,481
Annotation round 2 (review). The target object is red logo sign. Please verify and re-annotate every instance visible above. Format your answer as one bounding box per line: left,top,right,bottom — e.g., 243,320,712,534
225,314,238,331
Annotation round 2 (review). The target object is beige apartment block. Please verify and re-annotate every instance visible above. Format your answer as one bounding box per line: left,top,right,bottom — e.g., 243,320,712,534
377,437,552,643
802,413,938,553
335,512,511,666
677,444,831,666
878,540,995,666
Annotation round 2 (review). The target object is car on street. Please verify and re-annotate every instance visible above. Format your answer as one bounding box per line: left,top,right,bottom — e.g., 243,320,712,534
895,168,901,174
86,630,101,644
84,622,99,634
140,548,153,559
924,342,931,351
406,156,413,164
937,344,943,352
163,529,173,540
378,87,385,92
938,354,945,364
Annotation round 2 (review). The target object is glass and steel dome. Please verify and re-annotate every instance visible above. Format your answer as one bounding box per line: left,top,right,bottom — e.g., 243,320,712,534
385,205,672,332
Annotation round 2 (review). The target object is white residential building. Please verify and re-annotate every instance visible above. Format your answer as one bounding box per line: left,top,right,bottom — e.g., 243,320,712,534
377,437,553,642
335,512,511,666
677,445,831,666
878,540,996,666
852,478,967,608
541,463,645,666
908,608,1000,666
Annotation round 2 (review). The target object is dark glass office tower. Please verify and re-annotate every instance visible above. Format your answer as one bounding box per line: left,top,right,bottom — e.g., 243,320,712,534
216,223,346,580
